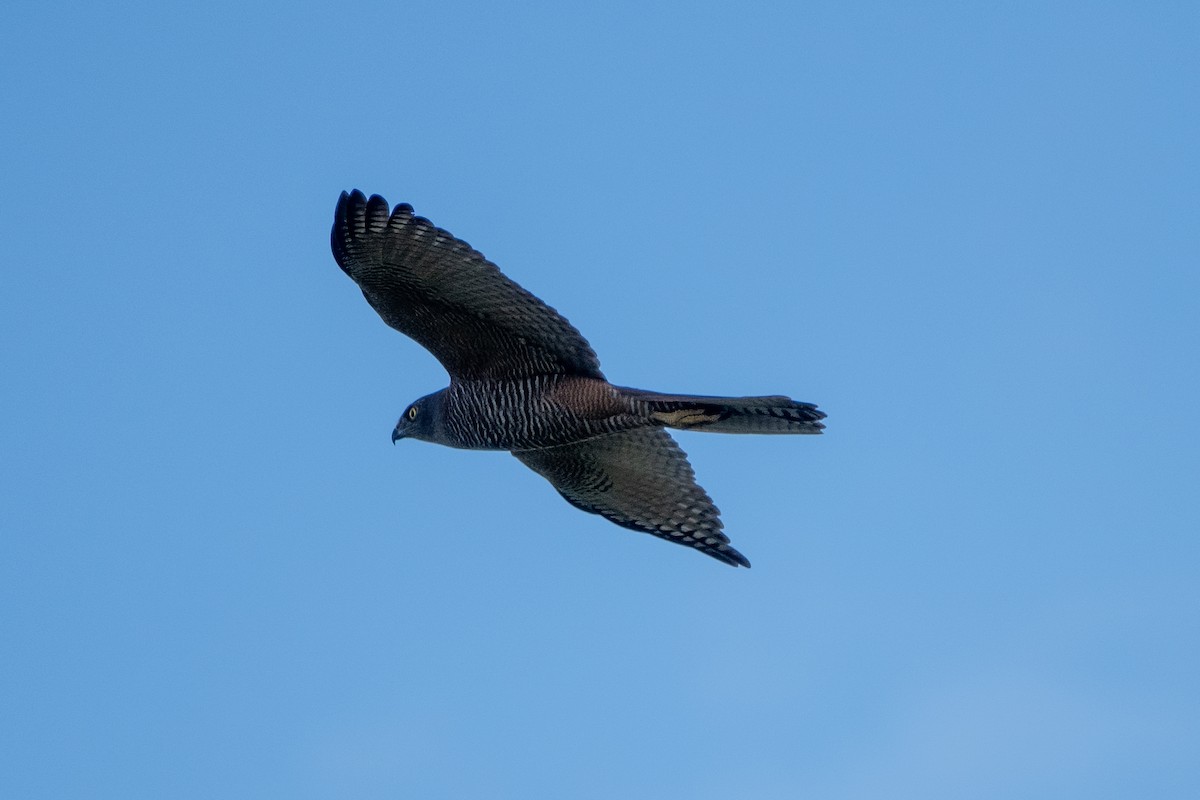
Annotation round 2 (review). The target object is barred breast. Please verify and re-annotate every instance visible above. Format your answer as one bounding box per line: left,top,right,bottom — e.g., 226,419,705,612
442,376,641,450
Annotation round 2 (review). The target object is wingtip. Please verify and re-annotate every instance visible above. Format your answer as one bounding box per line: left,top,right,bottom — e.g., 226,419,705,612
712,544,751,568
337,188,366,208
333,190,364,225
332,190,373,270
337,190,421,226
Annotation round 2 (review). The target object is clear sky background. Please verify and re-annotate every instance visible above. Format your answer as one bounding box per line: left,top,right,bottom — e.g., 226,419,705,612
2,3,1197,798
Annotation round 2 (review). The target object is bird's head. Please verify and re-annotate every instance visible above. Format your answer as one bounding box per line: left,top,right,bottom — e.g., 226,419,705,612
391,391,442,444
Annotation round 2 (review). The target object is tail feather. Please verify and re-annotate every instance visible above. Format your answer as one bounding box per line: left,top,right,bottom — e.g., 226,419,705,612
620,388,826,434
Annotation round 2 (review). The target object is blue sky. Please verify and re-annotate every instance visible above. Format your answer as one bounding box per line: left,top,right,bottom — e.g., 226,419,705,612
2,2,1197,798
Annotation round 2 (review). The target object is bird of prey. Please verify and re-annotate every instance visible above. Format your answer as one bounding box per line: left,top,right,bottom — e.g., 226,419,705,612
331,190,825,567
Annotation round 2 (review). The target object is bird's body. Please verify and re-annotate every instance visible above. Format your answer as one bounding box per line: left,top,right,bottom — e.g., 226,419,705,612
430,376,635,451
331,190,825,567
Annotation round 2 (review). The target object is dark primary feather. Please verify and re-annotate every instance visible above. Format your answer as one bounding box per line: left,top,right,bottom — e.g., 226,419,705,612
513,429,751,568
331,190,603,382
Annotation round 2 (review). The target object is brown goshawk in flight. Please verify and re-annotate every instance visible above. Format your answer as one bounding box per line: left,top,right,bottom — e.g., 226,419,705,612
331,190,825,567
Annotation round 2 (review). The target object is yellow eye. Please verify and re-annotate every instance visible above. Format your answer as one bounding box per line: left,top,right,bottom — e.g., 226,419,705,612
407,406,418,420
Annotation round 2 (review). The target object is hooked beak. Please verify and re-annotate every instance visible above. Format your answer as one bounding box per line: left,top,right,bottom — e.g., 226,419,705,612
391,427,404,445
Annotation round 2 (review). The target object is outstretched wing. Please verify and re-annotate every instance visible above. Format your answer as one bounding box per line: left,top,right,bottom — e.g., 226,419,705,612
513,429,750,568
332,190,604,381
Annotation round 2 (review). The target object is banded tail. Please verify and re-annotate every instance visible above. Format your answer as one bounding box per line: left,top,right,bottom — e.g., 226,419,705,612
621,388,826,435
